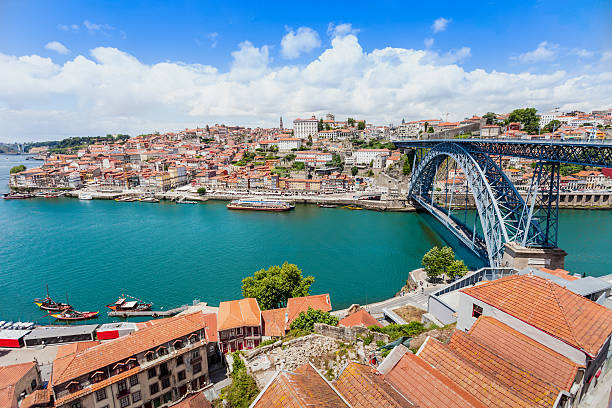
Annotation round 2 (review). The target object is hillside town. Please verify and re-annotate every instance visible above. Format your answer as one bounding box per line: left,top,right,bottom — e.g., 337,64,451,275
7,108,612,199
1,264,612,408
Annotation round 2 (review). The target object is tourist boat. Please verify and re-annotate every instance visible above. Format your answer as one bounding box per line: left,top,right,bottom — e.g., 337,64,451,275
106,295,153,312
227,199,294,212
78,193,93,200
177,200,198,204
140,197,159,203
44,193,59,198
34,286,72,312
50,310,99,321
318,204,338,208
342,205,363,210
3,192,34,199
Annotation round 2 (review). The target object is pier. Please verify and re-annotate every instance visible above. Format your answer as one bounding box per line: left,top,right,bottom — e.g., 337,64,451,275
107,305,189,318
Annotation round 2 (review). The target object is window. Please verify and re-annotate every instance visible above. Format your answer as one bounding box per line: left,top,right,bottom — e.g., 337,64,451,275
117,380,128,394
30,379,37,390
237,327,242,335
70,402,82,408
176,355,184,365
149,383,159,395
192,350,200,359
119,396,130,408
153,397,161,408
148,368,156,379
95,388,107,402
193,363,201,374
472,304,483,319
178,371,186,381
132,391,142,403
161,377,170,389
146,352,155,362
157,347,167,357
252,326,259,336
129,375,139,386
163,392,172,403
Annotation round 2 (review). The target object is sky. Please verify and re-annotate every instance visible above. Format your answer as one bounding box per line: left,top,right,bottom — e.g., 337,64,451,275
0,0,611,142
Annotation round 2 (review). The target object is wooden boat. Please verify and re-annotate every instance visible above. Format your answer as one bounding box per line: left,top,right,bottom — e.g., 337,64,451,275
343,205,363,210
227,199,294,212
50,310,99,321
3,193,34,200
34,286,72,312
140,197,159,203
106,295,152,312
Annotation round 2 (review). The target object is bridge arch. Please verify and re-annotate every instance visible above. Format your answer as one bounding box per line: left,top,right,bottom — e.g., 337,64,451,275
408,142,531,266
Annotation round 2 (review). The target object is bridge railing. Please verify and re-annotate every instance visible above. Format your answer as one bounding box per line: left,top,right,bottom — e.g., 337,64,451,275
392,136,612,146
427,267,517,325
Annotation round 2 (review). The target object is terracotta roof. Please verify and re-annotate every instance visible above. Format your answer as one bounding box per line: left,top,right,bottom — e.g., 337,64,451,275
217,298,261,331
52,312,209,386
0,362,37,408
338,309,382,328
253,363,349,407
334,362,416,407
261,308,287,337
418,337,536,408
460,274,612,356
20,389,51,408
169,392,212,408
468,316,581,391
55,367,139,406
286,294,332,323
384,352,486,408
448,331,561,406
539,268,579,281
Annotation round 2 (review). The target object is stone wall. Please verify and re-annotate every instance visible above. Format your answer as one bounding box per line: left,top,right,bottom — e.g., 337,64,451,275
313,323,389,344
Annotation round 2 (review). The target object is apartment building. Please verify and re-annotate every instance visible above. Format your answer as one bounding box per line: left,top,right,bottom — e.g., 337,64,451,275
292,116,318,140
294,151,333,167
217,298,262,353
353,149,391,166
51,312,217,408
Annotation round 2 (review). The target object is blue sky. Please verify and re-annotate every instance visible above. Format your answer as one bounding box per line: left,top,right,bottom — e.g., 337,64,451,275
0,0,610,141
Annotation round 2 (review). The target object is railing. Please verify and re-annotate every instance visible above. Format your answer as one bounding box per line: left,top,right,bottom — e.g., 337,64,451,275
393,137,612,145
427,267,517,325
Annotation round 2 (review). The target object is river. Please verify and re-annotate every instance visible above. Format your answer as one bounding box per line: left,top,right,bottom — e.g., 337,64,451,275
0,154,610,324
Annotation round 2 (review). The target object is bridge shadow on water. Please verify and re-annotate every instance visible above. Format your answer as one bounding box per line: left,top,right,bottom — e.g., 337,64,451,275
417,211,486,270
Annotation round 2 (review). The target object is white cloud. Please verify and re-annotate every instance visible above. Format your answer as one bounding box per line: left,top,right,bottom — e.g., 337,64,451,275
83,20,115,35
45,41,70,55
58,24,79,31
601,50,612,62
207,32,219,48
327,23,359,38
571,48,594,58
432,17,450,33
513,41,558,63
281,26,321,59
0,33,611,142
424,38,434,48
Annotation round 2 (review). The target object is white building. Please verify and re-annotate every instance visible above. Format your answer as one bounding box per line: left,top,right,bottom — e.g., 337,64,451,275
293,116,319,140
353,149,391,165
295,151,333,167
277,137,302,151
538,109,562,128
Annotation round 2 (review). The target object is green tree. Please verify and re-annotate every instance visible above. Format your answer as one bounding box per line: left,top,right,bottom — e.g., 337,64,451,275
357,121,365,130
508,108,539,135
10,165,26,174
292,161,305,171
197,187,206,195
351,166,358,176
347,117,356,127
289,307,339,332
422,246,455,280
219,352,260,407
402,155,411,175
241,262,314,310
447,259,468,280
284,153,296,162
483,112,497,125
367,169,374,177
318,118,324,131
543,120,561,133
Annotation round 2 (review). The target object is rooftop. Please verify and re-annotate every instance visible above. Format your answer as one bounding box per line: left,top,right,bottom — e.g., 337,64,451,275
338,309,382,328
218,298,261,331
286,294,332,323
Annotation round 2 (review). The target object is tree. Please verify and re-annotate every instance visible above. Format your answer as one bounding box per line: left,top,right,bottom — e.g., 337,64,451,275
508,108,539,135
402,155,411,175
241,262,314,310
367,169,374,177
422,246,455,280
197,187,206,195
347,117,356,127
351,166,358,176
292,161,305,171
284,153,296,162
543,120,561,133
289,307,339,332
447,259,468,280
219,352,259,407
357,121,365,130
483,112,497,125
318,118,324,132
10,165,26,174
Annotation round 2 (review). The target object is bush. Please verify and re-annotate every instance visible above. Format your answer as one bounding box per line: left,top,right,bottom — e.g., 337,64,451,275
10,165,26,174
218,352,260,408
197,187,206,195
289,307,339,332
368,322,428,341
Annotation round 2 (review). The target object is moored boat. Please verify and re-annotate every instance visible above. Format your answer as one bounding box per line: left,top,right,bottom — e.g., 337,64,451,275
227,199,294,212
50,310,99,321
140,197,159,203
318,203,338,208
342,205,363,210
106,295,153,312
78,193,93,200
34,286,72,312
3,192,34,199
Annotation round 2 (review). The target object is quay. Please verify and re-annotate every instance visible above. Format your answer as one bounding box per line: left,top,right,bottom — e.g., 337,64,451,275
106,304,189,318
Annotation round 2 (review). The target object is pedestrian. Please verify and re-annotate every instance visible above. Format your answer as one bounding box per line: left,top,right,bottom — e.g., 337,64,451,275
421,286,424,294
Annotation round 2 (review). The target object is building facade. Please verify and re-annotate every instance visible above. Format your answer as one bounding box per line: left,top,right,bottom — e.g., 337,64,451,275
292,116,318,140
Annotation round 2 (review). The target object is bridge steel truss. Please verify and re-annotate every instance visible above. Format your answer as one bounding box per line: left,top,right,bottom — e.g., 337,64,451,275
408,142,552,267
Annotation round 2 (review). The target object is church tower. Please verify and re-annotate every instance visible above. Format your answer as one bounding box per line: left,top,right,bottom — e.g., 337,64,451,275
279,117,284,130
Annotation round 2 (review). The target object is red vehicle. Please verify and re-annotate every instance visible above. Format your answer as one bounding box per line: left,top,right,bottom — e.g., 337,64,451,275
106,295,152,312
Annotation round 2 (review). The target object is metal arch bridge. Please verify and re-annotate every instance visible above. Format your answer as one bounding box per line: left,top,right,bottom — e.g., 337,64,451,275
393,139,612,267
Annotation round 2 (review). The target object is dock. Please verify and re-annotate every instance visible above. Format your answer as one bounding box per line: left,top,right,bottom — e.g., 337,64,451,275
107,305,189,318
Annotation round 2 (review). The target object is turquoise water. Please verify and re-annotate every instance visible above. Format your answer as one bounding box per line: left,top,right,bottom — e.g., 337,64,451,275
0,154,611,324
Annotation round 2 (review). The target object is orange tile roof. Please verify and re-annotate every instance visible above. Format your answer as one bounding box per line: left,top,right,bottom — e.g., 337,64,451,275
52,312,209,386
217,298,261,331
334,362,416,407
55,366,139,406
169,392,212,408
448,331,561,406
286,294,332,323
20,388,51,408
261,308,287,337
0,362,37,408
385,352,486,408
338,309,382,328
460,274,612,356
253,363,349,407
418,338,536,408
468,316,581,391
539,268,579,281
